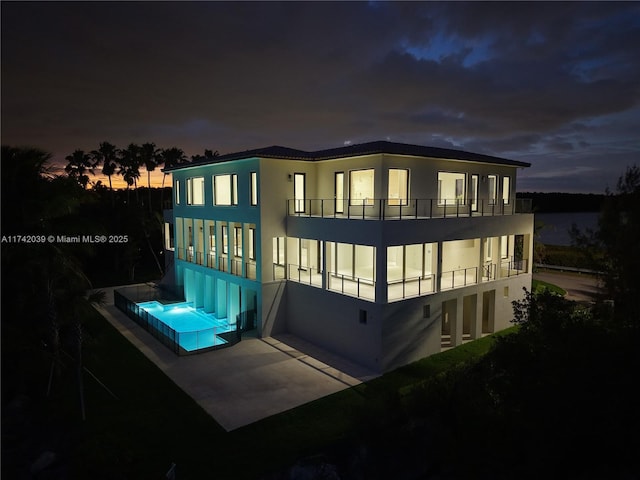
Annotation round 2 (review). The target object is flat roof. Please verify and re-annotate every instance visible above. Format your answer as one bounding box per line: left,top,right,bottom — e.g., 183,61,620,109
164,140,531,171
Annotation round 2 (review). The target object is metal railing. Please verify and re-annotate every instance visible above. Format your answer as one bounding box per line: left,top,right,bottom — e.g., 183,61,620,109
387,275,435,302
286,264,323,288
114,289,241,356
501,257,529,277
440,267,479,291
287,198,532,219
327,272,375,301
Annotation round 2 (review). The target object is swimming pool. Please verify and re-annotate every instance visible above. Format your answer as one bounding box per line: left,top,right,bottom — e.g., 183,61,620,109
136,301,236,353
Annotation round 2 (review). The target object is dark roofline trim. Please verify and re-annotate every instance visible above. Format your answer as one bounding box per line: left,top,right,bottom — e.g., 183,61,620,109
164,140,531,172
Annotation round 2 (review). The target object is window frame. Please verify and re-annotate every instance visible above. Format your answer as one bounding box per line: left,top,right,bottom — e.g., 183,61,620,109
294,172,305,213
213,174,238,206
437,171,467,206
250,171,258,206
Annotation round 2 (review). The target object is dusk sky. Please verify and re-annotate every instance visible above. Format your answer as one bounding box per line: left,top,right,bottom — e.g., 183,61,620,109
2,1,639,193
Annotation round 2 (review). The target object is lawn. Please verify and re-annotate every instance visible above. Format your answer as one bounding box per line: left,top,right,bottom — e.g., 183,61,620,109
532,278,567,296
8,307,514,479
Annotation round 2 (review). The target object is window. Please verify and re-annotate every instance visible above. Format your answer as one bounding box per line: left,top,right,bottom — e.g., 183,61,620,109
470,174,479,212
501,235,509,259
175,180,180,205
335,172,344,213
234,226,242,257
388,168,408,206
294,173,305,213
437,172,466,205
250,171,258,206
350,169,374,206
209,223,216,254
488,175,497,205
485,238,493,261
187,177,205,205
214,174,237,206
248,227,256,260
502,176,510,205
164,223,174,250
273,237,285,265
222,224,228,254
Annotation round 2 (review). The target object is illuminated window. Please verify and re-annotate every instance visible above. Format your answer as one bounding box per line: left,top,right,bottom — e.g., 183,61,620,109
501,235,509,259
488,175,497,205
222,224,228,254
208,222,216,254
175,180,180,205
248,227,256,260
437,172,466,205
273,237,285,265
335,172,344,213
502,176,510,205
294,173,305,213
350,169,374,206
388,168,408,206
470,174,479,211
234,226,242,257
250,172,258,206
164,223,174,250
214,174,237,206
187,177,204,205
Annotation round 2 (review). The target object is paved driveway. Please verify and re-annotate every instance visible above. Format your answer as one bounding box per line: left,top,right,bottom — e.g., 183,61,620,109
533,271,603,303
95,286,377,431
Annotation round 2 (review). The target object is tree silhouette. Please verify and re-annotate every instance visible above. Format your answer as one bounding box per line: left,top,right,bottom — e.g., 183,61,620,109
140,142,162,212
64,149,95,189
159,147,188,210
118,143,141,206
92,142,119,207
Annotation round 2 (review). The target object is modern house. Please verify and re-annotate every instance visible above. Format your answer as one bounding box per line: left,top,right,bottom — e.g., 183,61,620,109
158,140,533,373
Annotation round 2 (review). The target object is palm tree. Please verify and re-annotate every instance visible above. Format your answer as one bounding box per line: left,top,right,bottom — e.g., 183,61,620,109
159,147,188,210
118,144,141,206
92,142,119,206
140,142,162,211
64,149,95,189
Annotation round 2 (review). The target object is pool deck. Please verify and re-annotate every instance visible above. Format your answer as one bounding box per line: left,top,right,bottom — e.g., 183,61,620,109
95,285,378,431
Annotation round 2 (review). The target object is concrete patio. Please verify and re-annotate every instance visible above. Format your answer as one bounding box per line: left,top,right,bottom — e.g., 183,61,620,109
94,285,378,431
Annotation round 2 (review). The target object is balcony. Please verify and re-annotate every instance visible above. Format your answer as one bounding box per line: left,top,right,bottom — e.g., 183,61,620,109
175,248,257,280
287,198,532,220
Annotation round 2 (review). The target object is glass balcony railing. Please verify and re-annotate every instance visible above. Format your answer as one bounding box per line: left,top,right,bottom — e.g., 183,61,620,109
287,198,532,219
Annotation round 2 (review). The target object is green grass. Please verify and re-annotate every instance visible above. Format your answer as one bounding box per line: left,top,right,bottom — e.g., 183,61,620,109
532,278,567,296
11,308,515,479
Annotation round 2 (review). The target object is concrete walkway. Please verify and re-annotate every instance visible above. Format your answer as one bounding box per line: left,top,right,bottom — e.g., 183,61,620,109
95,286,378,431
533,270,603,303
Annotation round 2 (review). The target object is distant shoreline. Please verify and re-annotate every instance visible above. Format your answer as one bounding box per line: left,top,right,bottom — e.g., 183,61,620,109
517,192,604,213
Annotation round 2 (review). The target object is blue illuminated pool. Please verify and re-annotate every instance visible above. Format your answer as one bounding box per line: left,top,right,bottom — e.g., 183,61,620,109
136,301,235,352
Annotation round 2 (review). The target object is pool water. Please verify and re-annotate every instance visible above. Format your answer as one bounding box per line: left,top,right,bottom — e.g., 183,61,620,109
136,301,235,352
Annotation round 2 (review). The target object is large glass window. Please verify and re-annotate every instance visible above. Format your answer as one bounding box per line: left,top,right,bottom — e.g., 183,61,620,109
502,176,510,205
248,227,256,260
470,174,479,212
164,223,174,250
388,168,409,206
488,175,497,205
221,224,228,254
335,172,344,213
350,169,374,206
437,172,466,205
214,174,237,206
273,237,285,265
234,225,242,257
294,173,305,213
208,222,216,254
187,177,205,205
501,235,509,259
250,171,258,206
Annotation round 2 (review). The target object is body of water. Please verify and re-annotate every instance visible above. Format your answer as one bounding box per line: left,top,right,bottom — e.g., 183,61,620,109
535,212,599,246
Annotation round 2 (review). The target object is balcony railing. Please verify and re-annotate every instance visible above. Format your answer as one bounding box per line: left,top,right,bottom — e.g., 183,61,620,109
501,257,529,277
388,275,435,301
287,198,532,219
286,264,323,288
174,248,258,280
327,272,375,301
440,267,479,291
